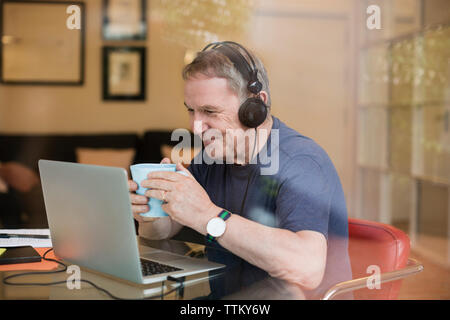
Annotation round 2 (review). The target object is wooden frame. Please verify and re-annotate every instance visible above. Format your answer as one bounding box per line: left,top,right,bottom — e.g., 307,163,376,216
102,46,146,101
0,0,85,85
102,0,147,41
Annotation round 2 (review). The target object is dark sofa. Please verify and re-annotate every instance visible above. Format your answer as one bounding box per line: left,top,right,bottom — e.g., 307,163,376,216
0,134,140,172
0,130,204,243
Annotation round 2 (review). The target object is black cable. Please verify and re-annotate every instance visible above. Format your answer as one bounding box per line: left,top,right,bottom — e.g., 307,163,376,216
2,248,68,286
167,275,185,299
239,128,258,215
2,248,185,300
250,127,257,164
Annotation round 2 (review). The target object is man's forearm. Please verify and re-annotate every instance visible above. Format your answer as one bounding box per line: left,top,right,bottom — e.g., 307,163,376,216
195,206,327,290
138,217,182,240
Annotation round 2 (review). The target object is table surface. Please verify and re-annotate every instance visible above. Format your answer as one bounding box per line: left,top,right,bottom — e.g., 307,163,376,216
0,237,303,300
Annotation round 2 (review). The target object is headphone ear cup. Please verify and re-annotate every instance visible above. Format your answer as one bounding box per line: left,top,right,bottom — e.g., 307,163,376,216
238,97,268,128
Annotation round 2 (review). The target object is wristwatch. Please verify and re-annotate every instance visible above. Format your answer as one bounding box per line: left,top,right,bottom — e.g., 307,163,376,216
206,210,231,243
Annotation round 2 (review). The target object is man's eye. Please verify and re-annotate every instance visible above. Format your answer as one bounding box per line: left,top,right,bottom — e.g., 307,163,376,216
187,108,194,113
204,110,215,114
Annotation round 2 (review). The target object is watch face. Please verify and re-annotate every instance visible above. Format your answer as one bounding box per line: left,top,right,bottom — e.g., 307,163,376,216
207,217,226,237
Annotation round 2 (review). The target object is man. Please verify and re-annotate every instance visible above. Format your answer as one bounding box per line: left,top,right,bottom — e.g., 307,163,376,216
128,42,352,299
0,161,40,227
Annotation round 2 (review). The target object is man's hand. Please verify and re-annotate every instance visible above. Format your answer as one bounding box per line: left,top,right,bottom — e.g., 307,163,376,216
141,162,219,234
0,162,39,193
128,157,172,223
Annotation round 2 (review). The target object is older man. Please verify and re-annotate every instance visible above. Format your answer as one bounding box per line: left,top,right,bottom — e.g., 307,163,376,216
128,41,352,299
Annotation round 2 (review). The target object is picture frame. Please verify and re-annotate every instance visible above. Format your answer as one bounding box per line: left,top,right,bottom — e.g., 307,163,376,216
0,0,85,85
102,0,147,41
102,46,146,101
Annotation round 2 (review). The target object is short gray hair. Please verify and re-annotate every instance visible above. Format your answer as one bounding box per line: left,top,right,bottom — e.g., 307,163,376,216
182,43,271,108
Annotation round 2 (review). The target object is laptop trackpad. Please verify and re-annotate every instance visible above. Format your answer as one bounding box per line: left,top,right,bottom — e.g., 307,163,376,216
142,251,185,262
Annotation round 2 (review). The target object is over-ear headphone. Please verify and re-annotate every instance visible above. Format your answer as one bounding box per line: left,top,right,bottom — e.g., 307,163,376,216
201,41,268,129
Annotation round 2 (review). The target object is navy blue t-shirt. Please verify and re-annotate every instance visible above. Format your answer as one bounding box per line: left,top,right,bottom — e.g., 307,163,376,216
187,115,352,299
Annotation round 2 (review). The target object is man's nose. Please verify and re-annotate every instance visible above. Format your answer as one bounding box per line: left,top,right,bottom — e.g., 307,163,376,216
192,119,208,136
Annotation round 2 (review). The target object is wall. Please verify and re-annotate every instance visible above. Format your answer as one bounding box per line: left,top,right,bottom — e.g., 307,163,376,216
245,0,357,215
0,0,190,134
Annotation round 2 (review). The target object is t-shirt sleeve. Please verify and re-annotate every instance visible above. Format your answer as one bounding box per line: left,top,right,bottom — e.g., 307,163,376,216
275,156,333,239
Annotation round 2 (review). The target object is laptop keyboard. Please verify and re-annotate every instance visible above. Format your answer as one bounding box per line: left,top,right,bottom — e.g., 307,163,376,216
140,259,182,276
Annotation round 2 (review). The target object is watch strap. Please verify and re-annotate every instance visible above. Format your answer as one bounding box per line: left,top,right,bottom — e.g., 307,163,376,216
206,210,231,243
217,209,231,221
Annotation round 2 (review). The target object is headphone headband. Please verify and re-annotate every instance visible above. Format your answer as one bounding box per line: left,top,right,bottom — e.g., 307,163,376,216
201,41,262,94
202,41,257,70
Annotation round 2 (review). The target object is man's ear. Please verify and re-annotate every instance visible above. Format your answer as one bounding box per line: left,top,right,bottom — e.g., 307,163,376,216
258,90,269,105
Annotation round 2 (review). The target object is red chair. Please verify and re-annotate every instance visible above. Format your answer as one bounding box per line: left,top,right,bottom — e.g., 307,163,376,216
322,218,423,300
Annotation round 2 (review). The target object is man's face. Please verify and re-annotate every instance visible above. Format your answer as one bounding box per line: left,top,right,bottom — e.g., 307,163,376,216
184,74,249,162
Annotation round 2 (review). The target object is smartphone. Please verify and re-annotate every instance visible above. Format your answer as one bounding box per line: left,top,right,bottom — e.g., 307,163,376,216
0,246,42,265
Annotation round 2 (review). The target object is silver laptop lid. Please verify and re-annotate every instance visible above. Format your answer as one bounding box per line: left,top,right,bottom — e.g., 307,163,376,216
38,160,143,284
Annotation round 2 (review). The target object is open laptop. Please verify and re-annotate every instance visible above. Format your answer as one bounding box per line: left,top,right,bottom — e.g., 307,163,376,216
38,159,224,285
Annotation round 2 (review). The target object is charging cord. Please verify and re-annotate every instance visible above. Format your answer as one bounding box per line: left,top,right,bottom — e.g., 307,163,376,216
2,248,185,300
238,128,258,215
166,275,185,299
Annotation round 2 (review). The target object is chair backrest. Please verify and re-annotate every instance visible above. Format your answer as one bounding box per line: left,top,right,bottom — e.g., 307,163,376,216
347,218,410,299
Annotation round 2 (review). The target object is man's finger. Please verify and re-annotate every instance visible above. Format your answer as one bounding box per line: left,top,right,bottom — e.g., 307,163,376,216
161,157,172,164
141,216,159,222
140,179,172,190
145,189,166,201
147,171,182,182
133,212,145,223
130,193,148,205
133,212,157,223
132,204,150,215
128,180,138,191
175,162,193,178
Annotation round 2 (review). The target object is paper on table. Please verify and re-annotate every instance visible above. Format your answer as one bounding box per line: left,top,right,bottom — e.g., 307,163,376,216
0,229,52,248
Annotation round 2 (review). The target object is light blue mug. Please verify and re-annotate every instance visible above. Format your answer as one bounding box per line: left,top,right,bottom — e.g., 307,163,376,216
130,163,187,217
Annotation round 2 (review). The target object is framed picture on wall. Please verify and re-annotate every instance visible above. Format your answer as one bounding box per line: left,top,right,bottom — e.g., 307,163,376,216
102,46,146,101
0,0,85,85
102,0,147,40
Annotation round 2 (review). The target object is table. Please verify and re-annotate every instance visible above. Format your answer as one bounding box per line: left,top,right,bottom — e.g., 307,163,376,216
0,237,304,300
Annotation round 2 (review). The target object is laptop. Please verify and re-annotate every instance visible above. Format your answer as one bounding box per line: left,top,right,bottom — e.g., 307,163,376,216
38,159,224,285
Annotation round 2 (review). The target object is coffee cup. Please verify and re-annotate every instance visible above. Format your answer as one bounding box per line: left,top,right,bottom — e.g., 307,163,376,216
130,163,187,217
